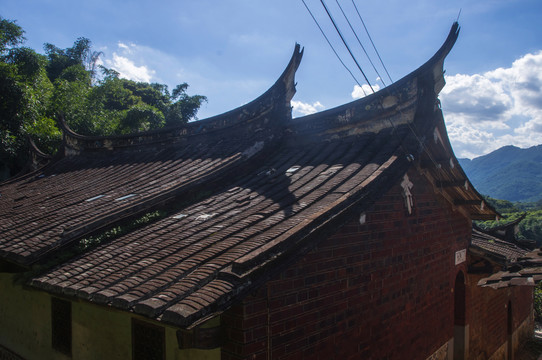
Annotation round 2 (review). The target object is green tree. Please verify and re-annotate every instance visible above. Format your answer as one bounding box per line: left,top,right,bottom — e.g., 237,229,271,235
167,83,207,126
518,210,542,245
44,37,102,83
88,73,207,134
1,17,206,179
1,18,59,176
0,18,25,54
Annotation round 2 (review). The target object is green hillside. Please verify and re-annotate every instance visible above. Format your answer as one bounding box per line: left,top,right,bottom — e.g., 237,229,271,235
459,145,542,203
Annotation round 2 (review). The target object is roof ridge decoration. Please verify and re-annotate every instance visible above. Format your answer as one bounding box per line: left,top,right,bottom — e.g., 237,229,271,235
287,22,460,145
59,44,304,156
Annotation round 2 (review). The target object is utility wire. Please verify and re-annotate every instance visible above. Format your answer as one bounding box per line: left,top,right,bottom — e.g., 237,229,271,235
301,0,367,96
304,0,456,206
334,0,386,87
351,0,393,84
305,0,452,206
319,0,375,93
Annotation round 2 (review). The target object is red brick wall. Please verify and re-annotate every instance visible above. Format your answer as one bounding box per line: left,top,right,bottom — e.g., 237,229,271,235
221,169,527,360
467,271,533,359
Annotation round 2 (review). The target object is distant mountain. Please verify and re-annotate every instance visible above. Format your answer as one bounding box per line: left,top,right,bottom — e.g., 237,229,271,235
458,145,542,203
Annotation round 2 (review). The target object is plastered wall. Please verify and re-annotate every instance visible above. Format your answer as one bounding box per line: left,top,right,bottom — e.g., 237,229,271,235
0,273,220,360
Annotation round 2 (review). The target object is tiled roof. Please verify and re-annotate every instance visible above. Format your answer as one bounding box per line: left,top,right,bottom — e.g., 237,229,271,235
1,23,497,327
470,228,528,265
0,140,256,265
31,125,408,327
471,224,542,289
476,254,542,289
0,45,303,267
475,242,542,289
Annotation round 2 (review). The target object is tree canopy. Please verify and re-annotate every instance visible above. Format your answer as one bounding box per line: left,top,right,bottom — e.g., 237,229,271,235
0,16,206,179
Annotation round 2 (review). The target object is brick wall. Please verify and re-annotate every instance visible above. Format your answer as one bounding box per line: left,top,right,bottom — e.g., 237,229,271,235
467,271,533,360
221,169,528,360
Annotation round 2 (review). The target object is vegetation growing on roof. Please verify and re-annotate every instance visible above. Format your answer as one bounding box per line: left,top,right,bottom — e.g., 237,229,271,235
14,209,168,284
77,210,167,251
0,16,206,178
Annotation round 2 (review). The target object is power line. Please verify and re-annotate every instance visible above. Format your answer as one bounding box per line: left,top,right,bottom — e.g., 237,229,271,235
334,0,387,87
351,0,393,83
300,0,367,96
304,0,454,205
302,0,455,199
319,0,375,93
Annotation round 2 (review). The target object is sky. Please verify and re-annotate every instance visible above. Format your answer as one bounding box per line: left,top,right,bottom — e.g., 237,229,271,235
2,0,542,159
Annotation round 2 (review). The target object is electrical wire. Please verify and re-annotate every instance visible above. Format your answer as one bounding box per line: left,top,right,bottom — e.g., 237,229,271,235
302,0,464,218
319,0,375,93
301,0,367,96
334,0,386,87
305,0,457,199
351,0,393,84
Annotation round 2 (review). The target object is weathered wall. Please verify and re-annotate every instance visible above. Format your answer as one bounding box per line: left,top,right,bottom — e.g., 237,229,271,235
0,273,53,360
0,273,220,360
467,272,533,360
222,169,472,359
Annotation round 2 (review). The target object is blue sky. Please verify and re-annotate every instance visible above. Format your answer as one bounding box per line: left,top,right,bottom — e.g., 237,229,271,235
2,0,542,158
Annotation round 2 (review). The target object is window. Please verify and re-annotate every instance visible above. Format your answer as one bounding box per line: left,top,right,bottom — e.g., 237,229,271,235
132,318,165,360
51,297,72,356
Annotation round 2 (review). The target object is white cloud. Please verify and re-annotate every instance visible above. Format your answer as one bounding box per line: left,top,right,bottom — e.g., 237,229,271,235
109,54,155,83
440,51,542,158
292,100,325,117
103,42,156,83
351,84,381,99
117,42,131,52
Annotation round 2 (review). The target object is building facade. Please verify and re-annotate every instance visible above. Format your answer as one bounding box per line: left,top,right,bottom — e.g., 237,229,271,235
0,22,535,359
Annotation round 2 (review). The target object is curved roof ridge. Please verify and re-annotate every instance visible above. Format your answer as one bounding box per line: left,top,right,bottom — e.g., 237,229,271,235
60,44,304,155
293,23,459,126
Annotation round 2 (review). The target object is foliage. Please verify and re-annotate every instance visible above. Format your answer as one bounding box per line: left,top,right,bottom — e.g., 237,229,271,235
477,196,542,246
44,37,101,83
167,83,207,126
0,18,25,54
15,209,168,284
0,16,206,179
482,197,520,213
535,283,542,321
78,210,167,251
518,210,542,245
0,20,57,173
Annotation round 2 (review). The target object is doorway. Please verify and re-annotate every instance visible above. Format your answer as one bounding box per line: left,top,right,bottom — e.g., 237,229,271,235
507,301,513,360
453,271,466,360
